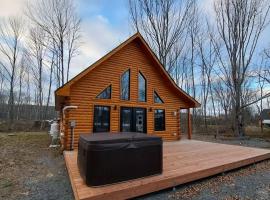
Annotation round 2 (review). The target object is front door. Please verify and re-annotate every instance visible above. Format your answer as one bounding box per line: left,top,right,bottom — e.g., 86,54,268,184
120,107,146,133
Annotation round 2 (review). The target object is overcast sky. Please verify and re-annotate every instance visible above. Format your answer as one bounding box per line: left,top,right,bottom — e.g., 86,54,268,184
0,0,131,79
0,0,269,81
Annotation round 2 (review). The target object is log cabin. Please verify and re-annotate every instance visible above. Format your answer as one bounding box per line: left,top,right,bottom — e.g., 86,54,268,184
55,32,200,150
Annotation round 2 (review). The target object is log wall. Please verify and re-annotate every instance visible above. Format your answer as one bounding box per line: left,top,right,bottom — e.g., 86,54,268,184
63,39,190,149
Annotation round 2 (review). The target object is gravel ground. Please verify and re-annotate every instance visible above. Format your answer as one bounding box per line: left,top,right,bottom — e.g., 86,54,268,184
0,132,269,200
192,134,270,149
0,132,73,200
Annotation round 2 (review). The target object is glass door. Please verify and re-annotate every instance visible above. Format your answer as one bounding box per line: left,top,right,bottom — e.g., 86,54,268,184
135,108,146,133
120,107,146,133
120,107,132,132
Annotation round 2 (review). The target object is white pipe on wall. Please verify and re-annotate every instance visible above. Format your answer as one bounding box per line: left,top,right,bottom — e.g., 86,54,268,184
62,105,78,113
61,105,78,150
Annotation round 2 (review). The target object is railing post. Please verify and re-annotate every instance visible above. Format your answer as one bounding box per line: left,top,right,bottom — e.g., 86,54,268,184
188,108,192,139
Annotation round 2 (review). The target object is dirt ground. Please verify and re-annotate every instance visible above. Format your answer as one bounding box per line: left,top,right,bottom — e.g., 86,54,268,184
0,131,269,200
0,132,73,200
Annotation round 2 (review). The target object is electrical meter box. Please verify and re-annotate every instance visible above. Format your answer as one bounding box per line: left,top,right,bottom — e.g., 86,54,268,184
70,121,76,128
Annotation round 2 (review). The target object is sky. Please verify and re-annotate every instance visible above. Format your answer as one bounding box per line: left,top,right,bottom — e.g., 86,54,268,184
0,0,132,79
0,0,269,81
72,0,132,78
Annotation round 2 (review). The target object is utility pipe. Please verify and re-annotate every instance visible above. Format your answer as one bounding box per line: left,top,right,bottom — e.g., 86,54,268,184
61,105,78,150
62,105,78,113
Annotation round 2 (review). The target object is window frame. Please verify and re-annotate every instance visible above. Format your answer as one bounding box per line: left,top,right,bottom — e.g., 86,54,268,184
154,109,165,131
138,71,147,102
120,69,130,101
96,84,112,99
93,105,111,133
154,90,164,103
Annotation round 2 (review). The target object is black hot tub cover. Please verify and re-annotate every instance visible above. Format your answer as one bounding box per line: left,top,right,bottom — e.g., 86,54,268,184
78,132,163,186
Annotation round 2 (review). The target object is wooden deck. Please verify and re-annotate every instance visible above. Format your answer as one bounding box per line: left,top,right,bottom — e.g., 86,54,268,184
64,140,270,200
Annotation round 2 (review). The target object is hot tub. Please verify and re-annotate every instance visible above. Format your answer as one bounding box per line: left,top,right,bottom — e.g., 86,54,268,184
78,132,163,186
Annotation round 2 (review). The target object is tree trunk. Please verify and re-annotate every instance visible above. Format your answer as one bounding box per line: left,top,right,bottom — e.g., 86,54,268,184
8,65,15,124
234,85,245,137
45,56,54,120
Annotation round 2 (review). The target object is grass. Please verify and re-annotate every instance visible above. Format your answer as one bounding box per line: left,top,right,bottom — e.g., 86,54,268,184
245,125,270,139
193,125,270,139
0,180,13,188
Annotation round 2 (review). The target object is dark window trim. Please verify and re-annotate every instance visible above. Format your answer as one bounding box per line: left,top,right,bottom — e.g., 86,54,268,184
154,90,164,103
96,84,112,99
93,105,111,133
154,109,165,131
120,69,130,101
138,71,147,102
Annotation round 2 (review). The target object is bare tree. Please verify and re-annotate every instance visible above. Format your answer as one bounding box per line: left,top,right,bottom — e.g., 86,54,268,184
66,16,81,82
44,53,55,120
214,0,270,136
257,58,268,117
129,0,192,70
0,68,6,104
16,54,27,119
0,17,24,122
217,83,231,120
27,27,47,120
26,0,81,87
197,22,218,129
188,0,200,99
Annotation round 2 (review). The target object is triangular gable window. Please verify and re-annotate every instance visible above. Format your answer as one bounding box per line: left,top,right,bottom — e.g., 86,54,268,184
96,85,111,99
154,91,164,103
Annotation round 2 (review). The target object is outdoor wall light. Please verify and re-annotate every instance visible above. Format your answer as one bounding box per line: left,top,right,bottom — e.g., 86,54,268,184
173,111,177,116
113,105,117,110
149,107,153,112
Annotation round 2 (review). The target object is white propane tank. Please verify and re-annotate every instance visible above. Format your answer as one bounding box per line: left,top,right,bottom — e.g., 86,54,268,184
49,120,60,148
50,121,59,136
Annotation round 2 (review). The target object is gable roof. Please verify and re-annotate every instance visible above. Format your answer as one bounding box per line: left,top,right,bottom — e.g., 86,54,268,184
55,32,200,109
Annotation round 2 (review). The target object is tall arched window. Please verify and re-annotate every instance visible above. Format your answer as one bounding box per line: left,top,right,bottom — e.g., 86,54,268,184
138,71,146,102
121,69,130,100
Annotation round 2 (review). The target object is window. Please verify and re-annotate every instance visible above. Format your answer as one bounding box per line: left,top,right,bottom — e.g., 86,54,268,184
96,85,111,99
138,72,146,102
121,69,130,100
154,91,164,103
154,109,165,131
93,106,110,132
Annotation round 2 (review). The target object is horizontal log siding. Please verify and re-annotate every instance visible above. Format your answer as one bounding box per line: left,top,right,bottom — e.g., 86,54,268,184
63,40,189,149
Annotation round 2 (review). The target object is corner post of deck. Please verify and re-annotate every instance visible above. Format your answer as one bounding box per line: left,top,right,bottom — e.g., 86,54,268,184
187,108,192,139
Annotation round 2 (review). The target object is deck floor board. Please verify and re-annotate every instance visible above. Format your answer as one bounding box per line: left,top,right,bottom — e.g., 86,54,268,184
64,140,270,200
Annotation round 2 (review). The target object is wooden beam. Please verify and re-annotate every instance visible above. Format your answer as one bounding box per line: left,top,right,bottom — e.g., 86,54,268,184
177,109,181,140
187,108,192,139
